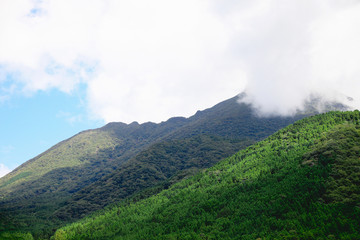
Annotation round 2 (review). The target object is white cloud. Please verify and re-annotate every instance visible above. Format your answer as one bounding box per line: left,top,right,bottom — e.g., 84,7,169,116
229,0,360,115
1,0,360,122
0,0,244,122
0,163,11,178
310,2,360,104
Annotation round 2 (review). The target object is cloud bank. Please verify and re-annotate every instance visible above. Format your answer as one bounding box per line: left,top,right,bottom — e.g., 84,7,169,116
232,0,360,115
1,0,360,122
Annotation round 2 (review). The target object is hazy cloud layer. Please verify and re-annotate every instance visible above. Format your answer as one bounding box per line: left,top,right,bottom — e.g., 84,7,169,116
233,0,360,115
0,163,11,178
1,0,360,122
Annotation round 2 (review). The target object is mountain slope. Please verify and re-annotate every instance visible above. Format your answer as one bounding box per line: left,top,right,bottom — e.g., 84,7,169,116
0,112,192,196
0,129,118,195
0,94,349,238
52,111,360,240
54,135,254,220
52,96,309,222
0,116,189,236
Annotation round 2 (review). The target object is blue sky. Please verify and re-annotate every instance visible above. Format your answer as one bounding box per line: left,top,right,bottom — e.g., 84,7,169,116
0,85,104,175
1,0,360,177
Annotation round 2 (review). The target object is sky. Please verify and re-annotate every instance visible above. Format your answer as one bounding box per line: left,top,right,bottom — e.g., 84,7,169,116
1,0,360,177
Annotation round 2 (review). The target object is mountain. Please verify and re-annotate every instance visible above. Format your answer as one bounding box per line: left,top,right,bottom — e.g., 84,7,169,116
0,114,190,236
53,95,313,222
0,94,349,238
51,110,360,240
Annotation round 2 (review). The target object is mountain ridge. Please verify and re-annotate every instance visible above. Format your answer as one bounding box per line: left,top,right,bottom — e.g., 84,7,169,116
51,110,360,240
51,95,312,222
0,94,352,238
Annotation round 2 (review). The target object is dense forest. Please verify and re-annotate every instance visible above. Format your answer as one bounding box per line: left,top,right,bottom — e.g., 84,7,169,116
1,96,315,239
33,110,359,239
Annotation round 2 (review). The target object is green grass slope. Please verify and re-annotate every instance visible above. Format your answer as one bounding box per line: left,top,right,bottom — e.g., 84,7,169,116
52,111,360,240
0,130,118,194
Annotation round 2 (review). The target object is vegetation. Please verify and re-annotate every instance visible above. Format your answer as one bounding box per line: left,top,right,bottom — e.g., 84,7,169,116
53,96,309,224
0,95,347,239
0,130,118,193
54,135,254,221
0,108,192,238
51,111,360,239
0,232,34,240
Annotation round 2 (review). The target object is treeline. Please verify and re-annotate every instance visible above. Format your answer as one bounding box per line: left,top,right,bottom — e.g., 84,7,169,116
48,110,360,239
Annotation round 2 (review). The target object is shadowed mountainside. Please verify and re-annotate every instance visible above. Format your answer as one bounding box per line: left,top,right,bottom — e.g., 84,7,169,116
0,94,350,238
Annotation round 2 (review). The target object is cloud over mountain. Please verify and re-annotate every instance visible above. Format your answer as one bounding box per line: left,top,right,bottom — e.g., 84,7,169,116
0,0,359,123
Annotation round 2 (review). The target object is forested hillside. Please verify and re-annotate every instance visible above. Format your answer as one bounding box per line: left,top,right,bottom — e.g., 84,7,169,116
50,111,360,240
0,115,189,237
0,95,312,238
53,96,310,222
0,95,351,239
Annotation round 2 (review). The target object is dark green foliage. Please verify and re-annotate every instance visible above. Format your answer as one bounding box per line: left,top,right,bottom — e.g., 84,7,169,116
54,135,254,221
0,95,343,238
52,96,308,223
52,111,360,239
303,123,360,206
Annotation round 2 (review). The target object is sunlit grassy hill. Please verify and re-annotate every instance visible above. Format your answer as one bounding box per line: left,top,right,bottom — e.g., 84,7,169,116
0,130,118,196
51,111,360,240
